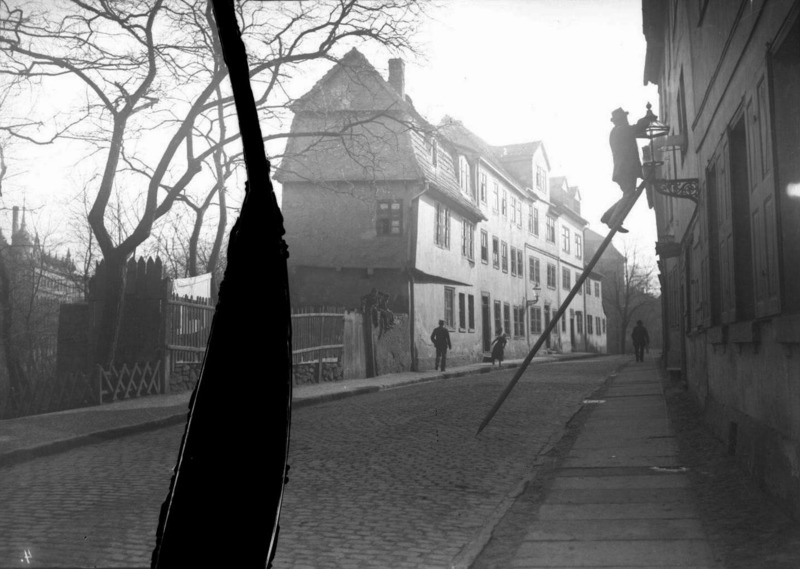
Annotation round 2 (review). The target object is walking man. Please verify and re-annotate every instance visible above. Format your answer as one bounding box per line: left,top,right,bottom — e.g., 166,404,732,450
431,319,452,371
631,320,650,362
601,107,653,233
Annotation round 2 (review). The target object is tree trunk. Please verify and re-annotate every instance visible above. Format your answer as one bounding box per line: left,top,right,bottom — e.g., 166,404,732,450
95,253,128,367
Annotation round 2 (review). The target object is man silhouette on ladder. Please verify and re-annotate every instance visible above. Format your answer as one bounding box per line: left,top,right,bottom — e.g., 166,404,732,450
601,107,653,233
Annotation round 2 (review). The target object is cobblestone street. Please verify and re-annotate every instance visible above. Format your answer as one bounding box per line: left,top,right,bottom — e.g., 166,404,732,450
0,357,621,568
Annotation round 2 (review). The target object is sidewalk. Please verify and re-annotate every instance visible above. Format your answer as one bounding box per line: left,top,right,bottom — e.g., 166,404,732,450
0,352,599,468
471,359,721,569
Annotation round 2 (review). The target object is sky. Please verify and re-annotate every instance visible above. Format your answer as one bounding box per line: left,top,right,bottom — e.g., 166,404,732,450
404,0,660,259
3,0,660,266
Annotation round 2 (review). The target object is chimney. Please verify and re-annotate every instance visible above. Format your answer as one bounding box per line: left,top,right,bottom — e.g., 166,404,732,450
388,58,405,98
12,205,18,235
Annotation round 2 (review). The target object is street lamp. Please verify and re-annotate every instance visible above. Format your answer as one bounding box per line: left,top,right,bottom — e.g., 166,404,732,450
639,102,700,204
527,283,541,305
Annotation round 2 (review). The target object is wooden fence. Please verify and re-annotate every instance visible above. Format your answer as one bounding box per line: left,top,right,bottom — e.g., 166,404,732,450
164,293,215,372
1,371,98,420
291,307,345,382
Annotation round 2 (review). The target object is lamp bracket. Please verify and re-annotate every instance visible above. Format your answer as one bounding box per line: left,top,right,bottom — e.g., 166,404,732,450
651,178,700,203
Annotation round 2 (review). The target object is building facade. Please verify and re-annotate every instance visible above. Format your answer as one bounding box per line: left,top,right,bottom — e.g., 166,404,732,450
276,49,606,370
643,0,800,516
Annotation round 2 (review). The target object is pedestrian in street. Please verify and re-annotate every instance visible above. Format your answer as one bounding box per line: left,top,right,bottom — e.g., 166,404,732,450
430,319,452,371
601,107,653,233
631,320,650,362
490,331,508,368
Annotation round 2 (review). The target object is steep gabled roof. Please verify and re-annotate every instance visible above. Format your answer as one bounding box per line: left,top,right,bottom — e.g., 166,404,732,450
438,117,526,193
275,49,483,221
492,140,551,171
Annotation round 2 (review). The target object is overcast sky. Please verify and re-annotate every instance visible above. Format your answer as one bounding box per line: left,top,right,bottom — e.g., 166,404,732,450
409,0,659,258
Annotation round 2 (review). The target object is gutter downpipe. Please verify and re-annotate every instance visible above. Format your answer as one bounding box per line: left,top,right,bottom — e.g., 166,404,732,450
407,180,430,372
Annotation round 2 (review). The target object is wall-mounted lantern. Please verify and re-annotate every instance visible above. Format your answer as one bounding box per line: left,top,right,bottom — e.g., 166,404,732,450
639,103,700,203
527,283,541,306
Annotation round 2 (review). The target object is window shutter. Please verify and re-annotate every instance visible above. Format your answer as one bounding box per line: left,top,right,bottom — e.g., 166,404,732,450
717,145,736,323
748,76,780,316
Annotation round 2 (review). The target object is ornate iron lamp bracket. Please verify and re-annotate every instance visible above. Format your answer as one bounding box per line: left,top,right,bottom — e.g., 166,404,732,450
651,178,700,203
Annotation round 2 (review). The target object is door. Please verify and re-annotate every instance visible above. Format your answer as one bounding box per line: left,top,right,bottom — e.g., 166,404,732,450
544,305,551,348
481,293,491,352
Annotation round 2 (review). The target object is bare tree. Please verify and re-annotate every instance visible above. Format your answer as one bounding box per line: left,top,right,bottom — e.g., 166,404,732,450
0,0,427,365
605,240,659,354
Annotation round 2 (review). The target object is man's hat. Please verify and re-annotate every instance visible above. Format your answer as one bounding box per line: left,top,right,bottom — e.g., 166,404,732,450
611,107,629,122
439,319,445,325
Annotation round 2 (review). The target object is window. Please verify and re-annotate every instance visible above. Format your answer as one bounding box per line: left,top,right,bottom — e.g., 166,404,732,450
530,306,542,334
528,203,534,233
562,267,571,290
562,312,566,332
576,310,583,334
468,294,475,330
533,207,540,236
517,250,523,279
461,220,475,260
479,172,487,203
577,273,582,295
510,196,517,225
458,155,470,196
459,292,466,331
677,70,688,158
494,300,502,336
546,216,556,242
492,236,499,269
515,200,522,228
510,246,517,276
575,234,582,259
596,316,601,336
376,200,402,235
587,314,593,335
513,306,525,337
536,166,547,192
501,190,507,218
444,287,455,328
480,230,489,264
434,202,450,248
594,281,600,297
492,182,499,213
501,241,508,273
602,318,606,334
529,256,540,284
547,263,556,288
585,278,591,295
561,226,570,253
503,303,511,337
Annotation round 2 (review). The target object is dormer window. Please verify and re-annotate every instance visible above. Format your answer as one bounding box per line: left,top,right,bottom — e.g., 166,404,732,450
458,155,470,195
536,166,547,193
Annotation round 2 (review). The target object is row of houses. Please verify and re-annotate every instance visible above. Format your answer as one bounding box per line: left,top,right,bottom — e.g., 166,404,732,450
642,0,800,517
275,49,608,371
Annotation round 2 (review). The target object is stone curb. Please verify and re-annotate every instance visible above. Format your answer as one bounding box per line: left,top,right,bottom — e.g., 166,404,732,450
0,412,189,469
0,353,604,468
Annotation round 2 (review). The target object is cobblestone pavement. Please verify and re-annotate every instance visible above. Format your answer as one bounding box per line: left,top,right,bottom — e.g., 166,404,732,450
0,357,622,568
272,358,622,569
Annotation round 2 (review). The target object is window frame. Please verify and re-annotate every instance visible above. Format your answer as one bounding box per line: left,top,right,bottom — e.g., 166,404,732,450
376,199,403,235
444,286,455,328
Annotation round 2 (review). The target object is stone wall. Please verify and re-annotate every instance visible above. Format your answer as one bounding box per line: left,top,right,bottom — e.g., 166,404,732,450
292,360,343,386
169,362,202,393
375,313,411,374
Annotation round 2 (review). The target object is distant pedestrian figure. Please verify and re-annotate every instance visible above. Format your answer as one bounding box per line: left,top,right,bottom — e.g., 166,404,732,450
631,320,650,362
431,320,452,371
490,331,508,368
601,107,653,233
